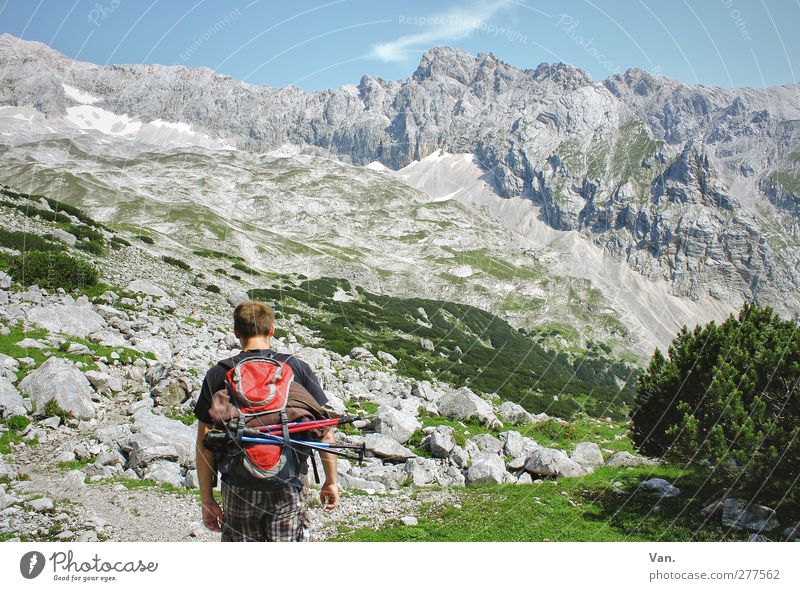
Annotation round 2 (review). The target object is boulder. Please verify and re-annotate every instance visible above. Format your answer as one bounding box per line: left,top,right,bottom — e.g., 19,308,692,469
605,451,655,467
19,357,96,419
404,457,440,486
410,381,443,402
421,426,455,458
364,433,417,461
467,453,507,484
349,347,376,362
570,442,604,470
497,401,534,425
524,448,584,478
357,463,408,488
0,456,17,479
51,228,77,245
721,498,779,533
132,335,172,362
28,301,106,339
0,378,29,417
369,406,421,444
449,445,469,468
436,387,499,426
470,433,504,455
144,460,184,488
84,370,123,393
127,409,195,467
500,430,538,458
338,473,386,493
377,351,398,365
127,279,168,298
640,478,680,497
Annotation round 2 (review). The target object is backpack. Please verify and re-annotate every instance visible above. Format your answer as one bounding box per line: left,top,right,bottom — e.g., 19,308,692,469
205,353,332,486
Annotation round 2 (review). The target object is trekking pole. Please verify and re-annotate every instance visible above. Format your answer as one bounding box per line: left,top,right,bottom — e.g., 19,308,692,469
253,416,360,435
239,436,364,461
242,429,365,450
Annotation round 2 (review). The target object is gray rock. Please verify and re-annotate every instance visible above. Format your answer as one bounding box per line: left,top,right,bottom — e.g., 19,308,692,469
184,469,199,488
640,478,680,497
524,448,584,478
404,457,439,486
436,387,499,426
466,453,507,484
497,401,534,425
84,370,123,393
338,473,386,493
420,338,434,351
51,228,77,245
131,335,172,362
377,351,398,365
127,279,167,298
400,515,418,526
449,445,469,468
349,347,376,362
0,456,16,480
470,433,504,455
410,381,443,402
605,451,655,467
507,456,527,470
364,433,417,461
369,406,421,444
516,472,533,485
421,426,455,458
15,338,48,349
0,378,29,417
19,357,96,419
570,442,604,470
722,499,779,533
40,416,61,429
127,408,195,467
28,300,106,338
144,460,184,488
28,497,54,512
358,463,408,488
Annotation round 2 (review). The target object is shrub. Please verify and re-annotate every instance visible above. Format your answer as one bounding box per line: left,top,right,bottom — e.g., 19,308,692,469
232,262,259,275
6,415,30,431
8,251,98,290
0,228,64,253
632,304,800,506
205,284,221,293
162,255,191,271
75,240,105,256
136,235,155,245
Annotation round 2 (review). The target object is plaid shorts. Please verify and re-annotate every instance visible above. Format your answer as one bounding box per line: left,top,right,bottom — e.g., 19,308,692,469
220,476,311,542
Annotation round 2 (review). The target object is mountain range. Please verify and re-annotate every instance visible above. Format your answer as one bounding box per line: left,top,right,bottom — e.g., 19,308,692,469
1,33,798,360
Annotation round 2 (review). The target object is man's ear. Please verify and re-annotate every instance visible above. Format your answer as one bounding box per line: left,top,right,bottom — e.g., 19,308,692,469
268,325,275,338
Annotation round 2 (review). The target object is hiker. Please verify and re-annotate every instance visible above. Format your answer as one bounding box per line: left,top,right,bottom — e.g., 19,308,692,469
193,301,339,541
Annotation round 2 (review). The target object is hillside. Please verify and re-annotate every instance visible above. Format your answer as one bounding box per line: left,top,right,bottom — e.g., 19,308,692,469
1,186,796,542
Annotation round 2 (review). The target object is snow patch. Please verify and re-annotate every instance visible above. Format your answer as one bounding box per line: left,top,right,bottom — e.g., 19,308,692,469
62,84,101,105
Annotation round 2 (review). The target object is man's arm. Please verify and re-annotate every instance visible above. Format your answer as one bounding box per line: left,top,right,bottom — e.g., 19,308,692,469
196,421,224,531
318,427,339,509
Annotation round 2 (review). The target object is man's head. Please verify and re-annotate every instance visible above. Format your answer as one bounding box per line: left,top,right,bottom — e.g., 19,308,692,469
233,301,275,344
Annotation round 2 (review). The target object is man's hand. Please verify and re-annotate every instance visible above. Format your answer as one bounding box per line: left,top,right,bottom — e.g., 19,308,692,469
202,498,224,532
319,481,339,510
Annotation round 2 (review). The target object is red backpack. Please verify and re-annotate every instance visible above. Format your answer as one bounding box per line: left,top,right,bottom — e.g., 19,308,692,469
207,355,329,485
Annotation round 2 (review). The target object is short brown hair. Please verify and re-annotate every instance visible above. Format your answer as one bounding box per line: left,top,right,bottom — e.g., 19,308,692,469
233,301,275,340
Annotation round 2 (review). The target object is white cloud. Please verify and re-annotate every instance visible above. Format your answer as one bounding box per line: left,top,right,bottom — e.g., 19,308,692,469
371,0,511,62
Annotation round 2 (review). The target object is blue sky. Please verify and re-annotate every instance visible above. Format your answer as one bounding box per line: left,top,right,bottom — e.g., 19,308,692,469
1,0,798,91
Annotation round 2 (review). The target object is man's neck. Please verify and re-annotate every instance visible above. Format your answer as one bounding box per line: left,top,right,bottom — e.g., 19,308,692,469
240,337,272,351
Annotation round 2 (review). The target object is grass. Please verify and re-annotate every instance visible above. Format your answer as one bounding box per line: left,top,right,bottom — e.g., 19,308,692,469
56,458,94,471
0,417,36,454
334,465,755,542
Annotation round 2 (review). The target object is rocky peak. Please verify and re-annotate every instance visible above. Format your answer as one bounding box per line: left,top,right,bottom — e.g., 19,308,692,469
412,46,478,85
